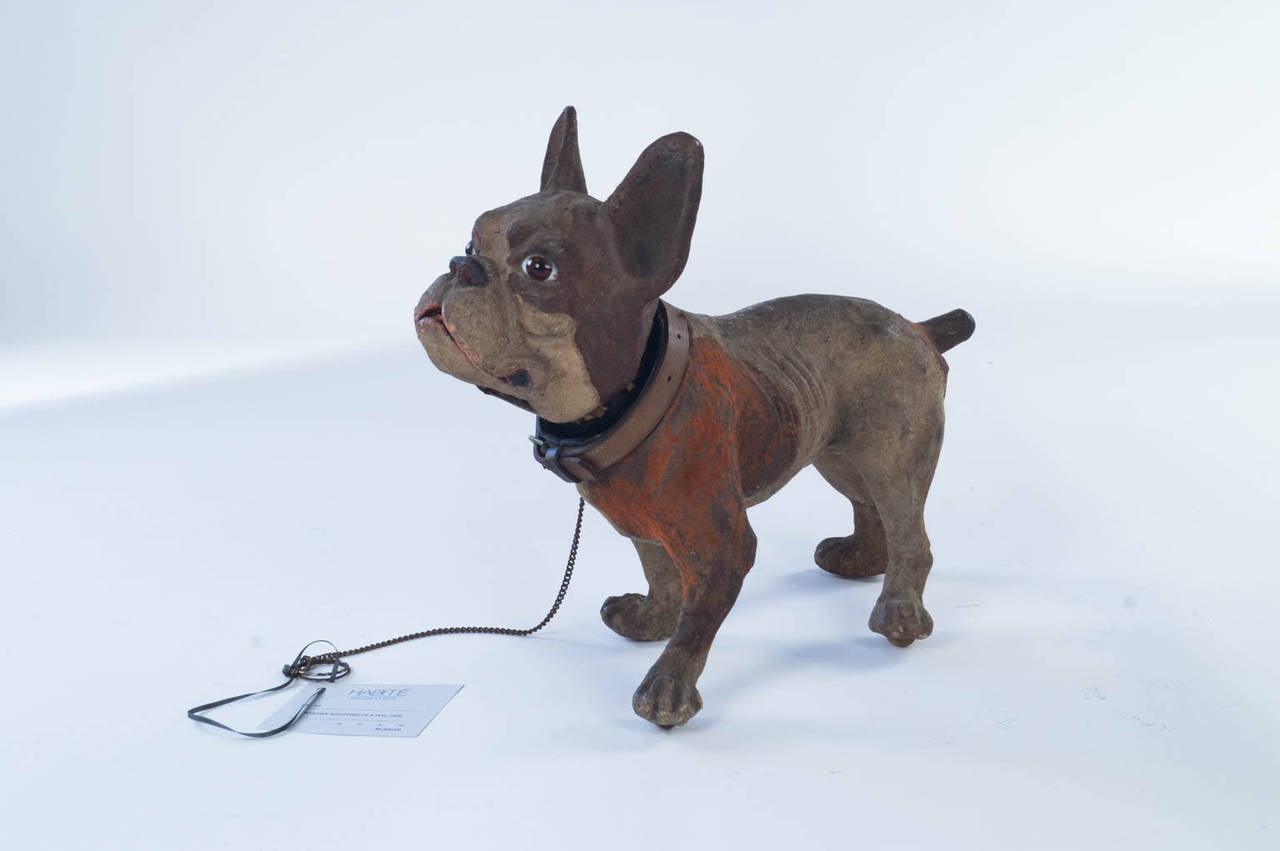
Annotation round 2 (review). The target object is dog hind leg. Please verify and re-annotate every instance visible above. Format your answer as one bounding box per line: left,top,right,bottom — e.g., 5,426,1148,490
812,457,889,578
865,493,934,647
858,421,944,647
601,538,682,641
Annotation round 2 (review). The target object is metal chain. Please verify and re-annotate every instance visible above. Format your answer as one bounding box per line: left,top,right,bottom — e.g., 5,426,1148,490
282,497,585,681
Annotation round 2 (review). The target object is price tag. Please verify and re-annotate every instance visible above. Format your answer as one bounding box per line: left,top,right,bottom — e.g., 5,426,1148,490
260,683,463,737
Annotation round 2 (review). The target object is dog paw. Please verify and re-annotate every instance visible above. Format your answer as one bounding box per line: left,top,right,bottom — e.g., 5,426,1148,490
814,534,887,578
601,593,678,641
869,593,934,647
632,671,703,728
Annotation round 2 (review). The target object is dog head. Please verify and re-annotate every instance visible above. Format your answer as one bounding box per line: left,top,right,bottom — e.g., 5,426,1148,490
415,107,704,423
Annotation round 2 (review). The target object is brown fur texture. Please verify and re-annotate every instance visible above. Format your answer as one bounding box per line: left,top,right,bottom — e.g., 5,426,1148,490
415,107,974,727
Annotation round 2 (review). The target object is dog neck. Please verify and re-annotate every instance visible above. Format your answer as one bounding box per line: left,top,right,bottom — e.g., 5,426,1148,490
530,302,691,483
474,302,661,425
544,305,667,439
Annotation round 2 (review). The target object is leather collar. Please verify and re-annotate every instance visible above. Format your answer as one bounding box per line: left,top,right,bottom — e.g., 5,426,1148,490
531,302,691,483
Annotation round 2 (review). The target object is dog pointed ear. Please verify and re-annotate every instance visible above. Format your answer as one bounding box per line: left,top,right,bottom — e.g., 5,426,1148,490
540,106,588,194
606,132,704,296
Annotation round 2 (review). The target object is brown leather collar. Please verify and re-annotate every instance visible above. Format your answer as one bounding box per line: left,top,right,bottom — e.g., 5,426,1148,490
531,302,691,483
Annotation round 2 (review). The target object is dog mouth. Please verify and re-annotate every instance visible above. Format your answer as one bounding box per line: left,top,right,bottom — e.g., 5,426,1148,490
416,301,463,347
417,301,530,390
415,301,444,326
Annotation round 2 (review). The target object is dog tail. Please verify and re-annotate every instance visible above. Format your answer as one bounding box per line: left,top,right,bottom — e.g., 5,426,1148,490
918,308,975,354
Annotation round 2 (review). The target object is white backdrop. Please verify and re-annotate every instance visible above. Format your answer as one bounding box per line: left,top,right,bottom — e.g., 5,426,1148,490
2,2,1278,849
4,1,1276,351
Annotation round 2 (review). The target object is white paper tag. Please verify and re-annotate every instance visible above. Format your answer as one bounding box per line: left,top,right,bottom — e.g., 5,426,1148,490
260,683,463,737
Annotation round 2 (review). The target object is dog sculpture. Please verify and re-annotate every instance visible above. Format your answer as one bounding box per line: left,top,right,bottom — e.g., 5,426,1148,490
415,107,974,727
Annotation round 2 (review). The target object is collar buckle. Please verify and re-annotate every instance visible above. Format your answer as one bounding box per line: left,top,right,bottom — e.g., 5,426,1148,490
531,439,597,483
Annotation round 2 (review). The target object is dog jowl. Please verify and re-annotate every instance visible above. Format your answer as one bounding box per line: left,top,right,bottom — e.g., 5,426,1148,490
415,107,975,728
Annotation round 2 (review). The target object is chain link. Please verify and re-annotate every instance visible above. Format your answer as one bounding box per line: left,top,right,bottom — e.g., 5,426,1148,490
282,497,585,681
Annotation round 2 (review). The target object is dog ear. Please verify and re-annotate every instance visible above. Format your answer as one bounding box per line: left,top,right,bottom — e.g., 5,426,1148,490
540,106,588,194
605,132,704,296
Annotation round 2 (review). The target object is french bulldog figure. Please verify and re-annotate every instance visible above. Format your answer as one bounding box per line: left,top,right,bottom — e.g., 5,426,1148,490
415,107,974,727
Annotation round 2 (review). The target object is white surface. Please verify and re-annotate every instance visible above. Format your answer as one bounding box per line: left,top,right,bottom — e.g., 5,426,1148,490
0,338,374,412
2,303,1277,849
3,2,1279,848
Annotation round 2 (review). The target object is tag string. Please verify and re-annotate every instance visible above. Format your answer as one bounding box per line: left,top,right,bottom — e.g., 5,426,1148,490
187,497,585,738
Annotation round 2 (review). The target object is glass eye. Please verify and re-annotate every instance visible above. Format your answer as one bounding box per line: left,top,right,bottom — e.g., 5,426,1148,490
522,255,557,282
465,240,474,256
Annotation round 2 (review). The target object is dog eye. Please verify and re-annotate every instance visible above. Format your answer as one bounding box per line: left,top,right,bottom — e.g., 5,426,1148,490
465,240,474,257
522,255,557,282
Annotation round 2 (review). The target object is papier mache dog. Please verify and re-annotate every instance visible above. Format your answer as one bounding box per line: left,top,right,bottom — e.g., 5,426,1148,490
415,107,975,728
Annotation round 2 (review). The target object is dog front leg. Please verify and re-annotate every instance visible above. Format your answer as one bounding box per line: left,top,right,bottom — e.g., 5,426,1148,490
632,514,757,728
601,538,682,641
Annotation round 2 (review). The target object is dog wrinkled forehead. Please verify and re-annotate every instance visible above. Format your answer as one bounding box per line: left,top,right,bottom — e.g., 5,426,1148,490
472,192,605,259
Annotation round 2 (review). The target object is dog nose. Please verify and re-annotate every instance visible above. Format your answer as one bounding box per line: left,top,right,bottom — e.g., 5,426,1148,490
448,256,487,287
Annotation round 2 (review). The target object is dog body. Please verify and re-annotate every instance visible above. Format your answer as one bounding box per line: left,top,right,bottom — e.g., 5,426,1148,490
416,108,972,727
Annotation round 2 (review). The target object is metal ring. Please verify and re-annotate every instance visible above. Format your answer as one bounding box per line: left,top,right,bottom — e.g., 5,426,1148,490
295,658,351,682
